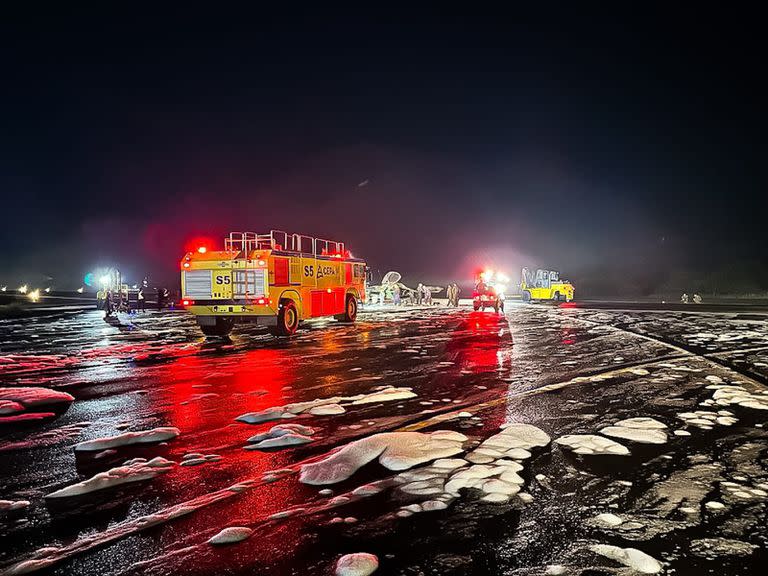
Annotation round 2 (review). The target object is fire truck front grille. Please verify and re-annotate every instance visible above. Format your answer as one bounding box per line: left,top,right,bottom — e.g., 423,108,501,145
233,269,266,298
184,271,213,298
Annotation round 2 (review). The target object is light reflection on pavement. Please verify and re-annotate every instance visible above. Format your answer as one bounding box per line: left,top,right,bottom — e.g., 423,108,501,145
1,304,767,575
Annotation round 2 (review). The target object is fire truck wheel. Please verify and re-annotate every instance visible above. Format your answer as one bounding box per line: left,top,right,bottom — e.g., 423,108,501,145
338,295,358,322
274,300,299,336
553,291,561,302
200,317,234,337
522,291,531,303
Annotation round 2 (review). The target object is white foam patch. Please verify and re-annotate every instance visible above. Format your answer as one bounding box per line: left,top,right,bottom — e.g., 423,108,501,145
335,552,379,576
555,435,630,455
0,499,30,511
709,385,768,410
236,407,296,424
309,404,346,416
677,410,738,429
0,400,24,415
590,544,662,573
299,431,466,485
484,423,551,451
422,500,448,511
0,387,74,408
245,424,315,450
431,458,467,470
600,426,667,445
480,493,509,503
237,386,417,424
246,433,313,450
207,526,253,545
46,457,174,498
350,388,417,405
611,417,667,430
595,512,624,526
75,427,180,452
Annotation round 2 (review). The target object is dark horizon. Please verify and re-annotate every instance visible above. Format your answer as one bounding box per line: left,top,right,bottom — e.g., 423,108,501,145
2,8,766,296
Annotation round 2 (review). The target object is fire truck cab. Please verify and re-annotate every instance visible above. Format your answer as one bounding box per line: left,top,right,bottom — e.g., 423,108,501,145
181,231,366,337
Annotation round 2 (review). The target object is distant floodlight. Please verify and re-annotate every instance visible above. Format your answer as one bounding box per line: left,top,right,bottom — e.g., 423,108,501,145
76,287,84,294
28,289,40,302
99,275,111,286
44,287,51,293
1,286,6,292
19,285,28,294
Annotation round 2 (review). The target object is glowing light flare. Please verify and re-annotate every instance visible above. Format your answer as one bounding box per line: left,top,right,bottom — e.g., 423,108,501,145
44,287,51,293
76,287,84,294
99,275,111,286
1,286,6,292
184,236,215,255
28,289,40,302
19,285,28,294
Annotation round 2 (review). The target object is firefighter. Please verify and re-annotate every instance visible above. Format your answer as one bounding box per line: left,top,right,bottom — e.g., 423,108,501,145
423,285,432,306
450,282,461,306
104,290,113,319
416,283,424,305
393,284,401,305
137,287,146,312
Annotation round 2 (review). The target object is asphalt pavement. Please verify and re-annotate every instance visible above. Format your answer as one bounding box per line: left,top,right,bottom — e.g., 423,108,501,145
1,302,767,575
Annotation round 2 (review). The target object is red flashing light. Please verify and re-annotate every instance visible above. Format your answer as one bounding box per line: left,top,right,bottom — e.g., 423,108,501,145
183,262,190,268
197,246,207,254
327,288,332,293
257,260,265,266
182,299,194,306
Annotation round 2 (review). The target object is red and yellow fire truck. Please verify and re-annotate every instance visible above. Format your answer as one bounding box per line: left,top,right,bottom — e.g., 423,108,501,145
180,231,366,337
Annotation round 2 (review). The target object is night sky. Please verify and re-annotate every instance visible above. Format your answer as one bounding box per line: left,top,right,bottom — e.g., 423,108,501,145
2,7,766,295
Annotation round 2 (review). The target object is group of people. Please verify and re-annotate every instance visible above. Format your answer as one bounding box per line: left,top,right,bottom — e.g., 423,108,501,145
681,292,703,304
445,282,461,306
372,282,463,307
102,277,170,319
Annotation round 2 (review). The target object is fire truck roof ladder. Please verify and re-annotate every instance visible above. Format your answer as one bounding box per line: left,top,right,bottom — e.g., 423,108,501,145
224,231,345,258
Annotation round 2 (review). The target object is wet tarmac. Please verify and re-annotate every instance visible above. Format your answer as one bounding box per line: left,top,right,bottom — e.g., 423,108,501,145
1,303,768,575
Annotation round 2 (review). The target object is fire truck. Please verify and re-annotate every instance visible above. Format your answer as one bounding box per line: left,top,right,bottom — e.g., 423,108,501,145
180,231,366,337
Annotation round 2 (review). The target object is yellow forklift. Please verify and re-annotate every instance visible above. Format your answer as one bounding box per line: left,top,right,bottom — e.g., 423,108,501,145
520,268,574,303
